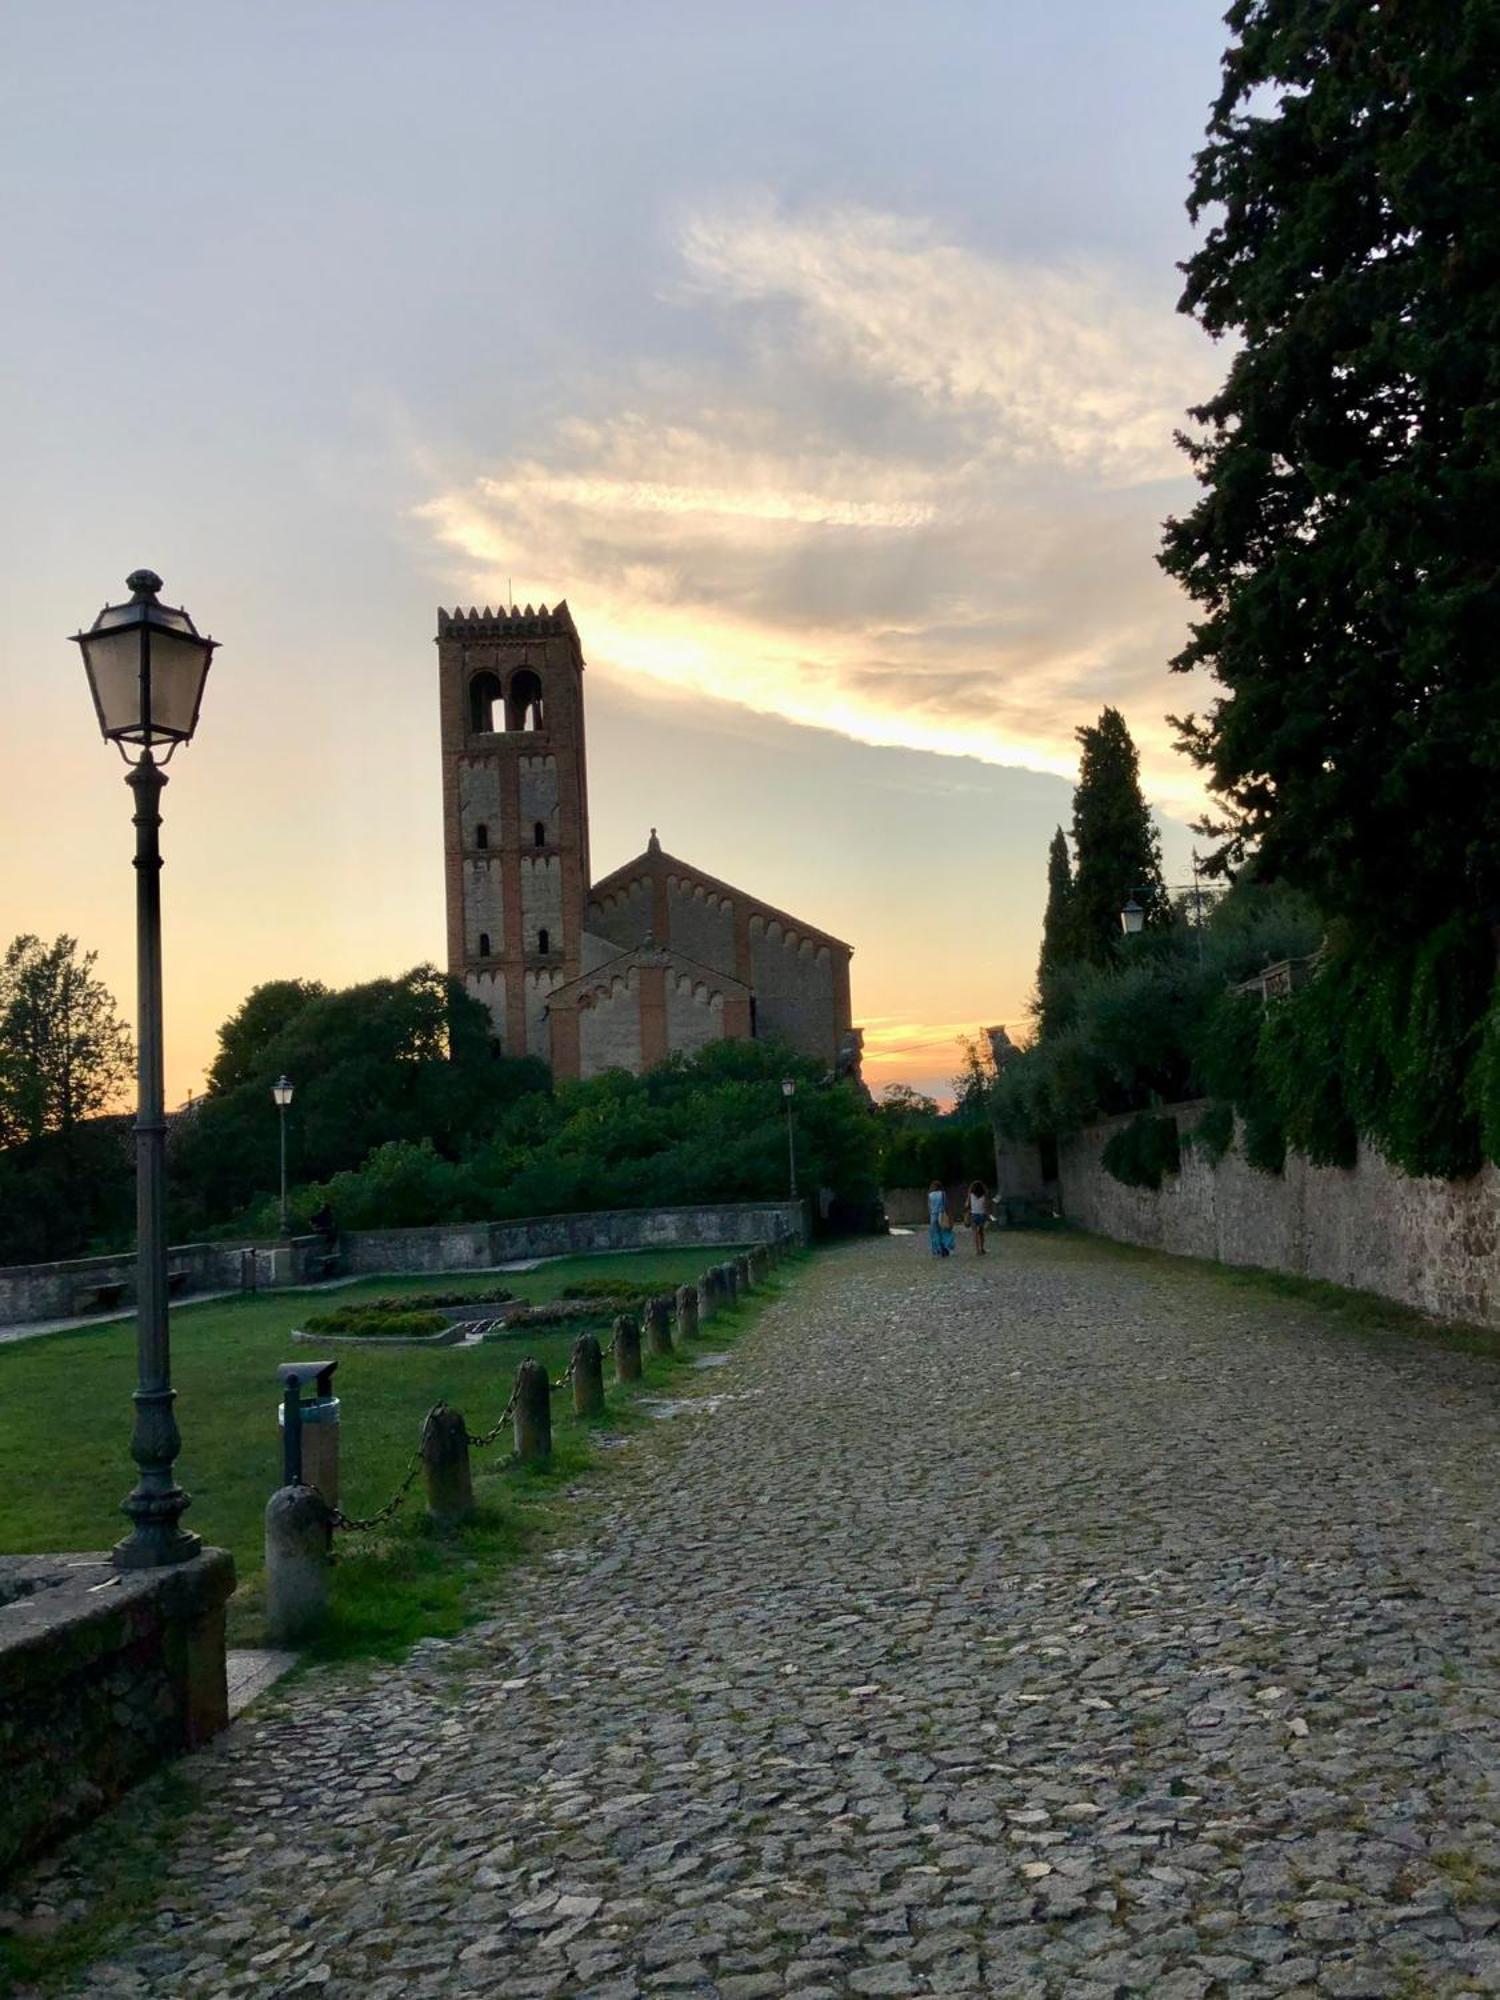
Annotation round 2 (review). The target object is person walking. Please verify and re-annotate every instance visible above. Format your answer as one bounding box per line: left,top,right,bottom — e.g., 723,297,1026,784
968,1180,991,1255
927,1180,954,1258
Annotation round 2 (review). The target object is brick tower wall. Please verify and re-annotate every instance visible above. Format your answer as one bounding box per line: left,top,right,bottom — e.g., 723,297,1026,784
436,604,590,1059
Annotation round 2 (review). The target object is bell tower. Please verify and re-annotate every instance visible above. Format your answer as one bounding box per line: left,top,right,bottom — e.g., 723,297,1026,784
436,601,590,1061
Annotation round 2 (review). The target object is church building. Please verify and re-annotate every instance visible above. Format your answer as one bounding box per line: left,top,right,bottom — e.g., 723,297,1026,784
437,600,858,1082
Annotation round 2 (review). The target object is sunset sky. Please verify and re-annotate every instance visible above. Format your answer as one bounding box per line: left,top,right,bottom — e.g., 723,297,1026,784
1,1,1229,1104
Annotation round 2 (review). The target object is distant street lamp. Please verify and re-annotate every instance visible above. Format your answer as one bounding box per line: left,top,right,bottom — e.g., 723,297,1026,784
781,1077,799,1202
1120,859,1223,962
272,1076,294,1235
73,569,218,1569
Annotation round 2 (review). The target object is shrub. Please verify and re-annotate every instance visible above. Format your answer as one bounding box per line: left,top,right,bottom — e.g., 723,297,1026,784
559,1279,661,1304
1101,1113,1181,1191
299,1306,450,1338
1184,1099,1235,1166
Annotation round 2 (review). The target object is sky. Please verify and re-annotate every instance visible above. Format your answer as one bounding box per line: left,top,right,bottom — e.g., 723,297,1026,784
0,0,1232,1105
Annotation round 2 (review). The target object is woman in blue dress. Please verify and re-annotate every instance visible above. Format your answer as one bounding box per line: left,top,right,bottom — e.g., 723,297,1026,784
927,1180,953,1257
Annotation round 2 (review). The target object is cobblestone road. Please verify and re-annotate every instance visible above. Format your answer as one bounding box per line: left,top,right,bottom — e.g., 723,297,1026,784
20,1233,1500,1998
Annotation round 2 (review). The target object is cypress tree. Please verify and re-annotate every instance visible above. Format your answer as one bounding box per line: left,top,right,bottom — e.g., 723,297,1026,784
1161,0,1500,941
1069,709,1168,965
1034,827,1075,1036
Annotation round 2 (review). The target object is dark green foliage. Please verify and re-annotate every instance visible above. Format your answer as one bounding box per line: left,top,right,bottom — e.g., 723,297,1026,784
1162,1,1500,941
0,934,133,1147
298,1305,451,1338
1185,1100,1235,1167
169,966,550,1233
1034,827,1075,1035
875,1086,993,1190
1259,996,1357,1170
1069,709,1169,966
324,1288,515,1313
0,935,136,1262
256,1038,880,1236
560,1279,662,1304
1379,919,1490,1180
1101,1114,1181,1191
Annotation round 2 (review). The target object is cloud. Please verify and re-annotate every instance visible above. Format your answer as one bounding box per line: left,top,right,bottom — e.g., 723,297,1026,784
414,199,1220,807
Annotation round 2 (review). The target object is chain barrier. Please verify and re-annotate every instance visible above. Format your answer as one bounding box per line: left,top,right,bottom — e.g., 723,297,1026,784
464,1384,519,1451
325,1267,748,1530
330,1406,439,1534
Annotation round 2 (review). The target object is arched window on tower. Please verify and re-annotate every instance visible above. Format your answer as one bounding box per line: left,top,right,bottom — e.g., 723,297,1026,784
506,669,544,731
469,671,502,733
537,928,551,955
478,932,491,958
475,823,489,849
533,821,546,849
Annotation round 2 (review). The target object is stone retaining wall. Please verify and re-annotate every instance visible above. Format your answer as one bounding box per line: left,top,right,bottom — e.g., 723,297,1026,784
0,1203,806,1327
1058,1103,1500,1329
0,1549,235,1876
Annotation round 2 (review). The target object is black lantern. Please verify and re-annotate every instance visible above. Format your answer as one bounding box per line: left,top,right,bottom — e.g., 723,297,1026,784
72,569,216,754
1120,896,1146,937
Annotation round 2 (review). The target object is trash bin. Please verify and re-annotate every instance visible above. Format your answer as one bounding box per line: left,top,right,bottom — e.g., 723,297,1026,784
277,1360,341,1506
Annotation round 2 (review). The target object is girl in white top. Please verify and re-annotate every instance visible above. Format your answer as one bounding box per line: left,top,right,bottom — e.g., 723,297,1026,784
968,1181,990,1255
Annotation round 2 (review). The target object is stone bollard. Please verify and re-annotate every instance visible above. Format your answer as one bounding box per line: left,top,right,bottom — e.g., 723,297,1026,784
735,1252,753,1295
264,1483,333,1645
696,1270,715,1323
645,1294,675,1359
720,1261,739,1310
572,1333,605,1418
675,1283,699,1343
513,1356,552,1463
750,1245,769,1285
421,1403,474,1527
613,1311,642,1383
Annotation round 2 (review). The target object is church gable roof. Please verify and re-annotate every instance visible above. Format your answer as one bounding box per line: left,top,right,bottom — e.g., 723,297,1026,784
588,832,852,956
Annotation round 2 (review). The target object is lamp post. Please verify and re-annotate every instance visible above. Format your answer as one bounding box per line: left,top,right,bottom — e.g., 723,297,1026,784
72,570,218,1569
1120,860,1223,963
272,1076,294,1236
781,1077,799,1202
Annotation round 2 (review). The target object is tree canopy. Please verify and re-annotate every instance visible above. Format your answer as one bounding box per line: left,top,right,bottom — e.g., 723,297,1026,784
0,934,133,1148
1068,709,1169,967
1161,0,1500,939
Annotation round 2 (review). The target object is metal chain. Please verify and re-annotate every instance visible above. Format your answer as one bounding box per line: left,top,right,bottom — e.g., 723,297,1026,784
465,1384,519,1450
329,1407,439,1534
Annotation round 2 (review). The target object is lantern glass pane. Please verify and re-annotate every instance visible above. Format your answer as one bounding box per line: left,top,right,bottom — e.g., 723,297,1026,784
81,623,144,738
144,626,212,741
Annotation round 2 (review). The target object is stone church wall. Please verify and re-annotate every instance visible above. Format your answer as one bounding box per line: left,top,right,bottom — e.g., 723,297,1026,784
588,875,651,952
1058,1102,1500,1331
668,878,735,973
666,972,726,1057
579,971,642,1074
750,919,837,1062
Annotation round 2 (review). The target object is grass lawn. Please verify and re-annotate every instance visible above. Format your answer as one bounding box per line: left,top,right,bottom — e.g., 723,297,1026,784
0,1248,782,1658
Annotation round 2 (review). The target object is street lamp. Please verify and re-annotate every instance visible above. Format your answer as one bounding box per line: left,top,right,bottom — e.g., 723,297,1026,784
781,1077,799,1202
272,1076,294,1236
1119,896,1146,937
73,570,218,1569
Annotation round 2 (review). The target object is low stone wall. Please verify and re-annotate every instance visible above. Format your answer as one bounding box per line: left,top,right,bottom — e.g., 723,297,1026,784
1058,1103,1500,1329
0,1549,235,1876
0,1203,806,1327
341,1202,805,1275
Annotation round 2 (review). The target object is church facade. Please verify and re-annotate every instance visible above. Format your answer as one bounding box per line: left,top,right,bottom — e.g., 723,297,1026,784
437,600,858,1082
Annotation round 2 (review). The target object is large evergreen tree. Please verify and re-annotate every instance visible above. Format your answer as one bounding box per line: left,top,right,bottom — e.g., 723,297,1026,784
1034,826,1075,1033
1161,1,1500,939
1069,709,1169,965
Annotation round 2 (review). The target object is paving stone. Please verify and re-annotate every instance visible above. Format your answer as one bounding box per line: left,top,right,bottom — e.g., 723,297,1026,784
7,1235,1500,1999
